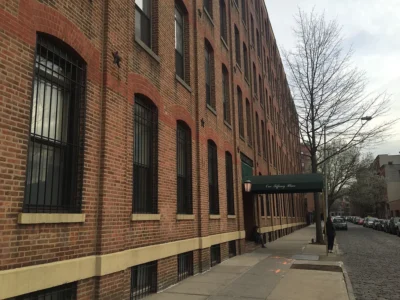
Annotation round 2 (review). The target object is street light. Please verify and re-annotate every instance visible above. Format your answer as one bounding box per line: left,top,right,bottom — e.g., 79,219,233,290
323,116,372,253
244,180,252,192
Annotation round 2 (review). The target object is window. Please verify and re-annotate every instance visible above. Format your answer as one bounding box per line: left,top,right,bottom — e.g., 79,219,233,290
262,121,266,159
177,122,192,214
210,244,221,266
259,75,263,104
175,3,186,80
205,40,214,109
15,283,76,300
250,15,255,45
243,43,249,79
229,240,237,257
135,0,152,48
260,194,265,217
133,95,158,214
220,0,227,41
237,87,245,138
226,152,235,215
256,113,260,155
24,34,86,213
246,99,252,146
222,64,230,123
178,252,193,282
253,63,257,96
256,29,261,57
241,0,247,25
266,194,271,216
204,0,212,17
208,140,219,214
234,26,241,66
131,261,157,300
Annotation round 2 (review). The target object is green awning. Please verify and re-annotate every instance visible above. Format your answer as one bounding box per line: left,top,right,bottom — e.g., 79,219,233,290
243,173,324,194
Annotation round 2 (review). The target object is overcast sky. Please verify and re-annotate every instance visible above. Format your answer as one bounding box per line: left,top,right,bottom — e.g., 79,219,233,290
266,0,400,157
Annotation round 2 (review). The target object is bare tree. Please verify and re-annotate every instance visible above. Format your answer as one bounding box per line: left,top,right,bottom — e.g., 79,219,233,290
283,9,397,243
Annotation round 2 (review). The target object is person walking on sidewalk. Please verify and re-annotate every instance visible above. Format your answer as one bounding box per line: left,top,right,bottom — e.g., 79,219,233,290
326,217,336,253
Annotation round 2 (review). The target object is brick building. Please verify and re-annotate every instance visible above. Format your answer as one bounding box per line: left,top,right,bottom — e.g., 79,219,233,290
0,0,305,299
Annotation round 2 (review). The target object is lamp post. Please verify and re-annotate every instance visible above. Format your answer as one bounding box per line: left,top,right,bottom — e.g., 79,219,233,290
244,180,252,192
323,116,372,254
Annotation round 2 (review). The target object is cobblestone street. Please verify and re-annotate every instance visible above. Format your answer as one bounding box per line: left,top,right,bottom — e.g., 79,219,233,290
336,222,400,300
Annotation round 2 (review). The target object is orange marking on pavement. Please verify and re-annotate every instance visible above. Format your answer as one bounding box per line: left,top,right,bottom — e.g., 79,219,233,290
275,269,281,274
282,262,288,265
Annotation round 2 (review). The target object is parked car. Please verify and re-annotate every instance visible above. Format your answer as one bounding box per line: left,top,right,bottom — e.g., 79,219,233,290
358,218,364,225
365,217,378,228
383,219,391,233
388,217,400,235
372,219,381,230
333,217,348,230
353,217,360,224
377,219,387,231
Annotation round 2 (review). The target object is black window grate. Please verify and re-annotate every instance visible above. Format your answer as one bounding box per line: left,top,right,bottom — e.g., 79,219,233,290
210,244,221,267
177,122,192,214
226,152,235,215
208,141,219,214
237,87,245,138
15,283,76,300
133,96,158,214
178,252,194,282
131,261,157,300
228,241,236,258
24,33,86,214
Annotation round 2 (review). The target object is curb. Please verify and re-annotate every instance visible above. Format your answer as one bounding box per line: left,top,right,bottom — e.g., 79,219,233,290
337,244,356,300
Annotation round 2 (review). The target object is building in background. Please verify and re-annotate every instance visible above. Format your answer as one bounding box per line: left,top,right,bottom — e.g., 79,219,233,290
372,155,400,217
0,1,305,299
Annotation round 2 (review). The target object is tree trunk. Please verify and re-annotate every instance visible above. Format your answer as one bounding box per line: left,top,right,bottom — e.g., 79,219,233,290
312,152,324,243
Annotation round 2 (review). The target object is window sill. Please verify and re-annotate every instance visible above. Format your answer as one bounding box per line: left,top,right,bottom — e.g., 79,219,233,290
235,63,242,74
242,20,248,31
228,215,236,219
209,214,221,219
176,75,192,92
261,216,266,219
224,120,232,130
18,213,85,224
203,7,215,26
207,104,217,116
135,37,160,63
221,37,229,51
177,214,195,220
239,135,246,142
131,214,161,221
245,77,250,86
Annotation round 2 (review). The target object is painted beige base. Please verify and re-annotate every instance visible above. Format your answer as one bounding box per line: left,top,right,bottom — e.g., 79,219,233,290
227,215,237,219
260,222,306,233
131,214,161,221
18,213,86,224
209,214,221,219
176,214,195,220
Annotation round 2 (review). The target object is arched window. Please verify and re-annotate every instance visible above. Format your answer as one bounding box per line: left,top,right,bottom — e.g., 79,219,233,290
177,121,192,214
133,95,158,213
24,33,86,213
208,140,219,214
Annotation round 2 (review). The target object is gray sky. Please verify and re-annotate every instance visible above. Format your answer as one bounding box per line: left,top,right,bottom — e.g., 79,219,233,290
266,0,400,157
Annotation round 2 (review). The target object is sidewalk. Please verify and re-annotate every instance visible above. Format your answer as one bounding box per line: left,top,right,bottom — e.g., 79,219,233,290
148,225,350,300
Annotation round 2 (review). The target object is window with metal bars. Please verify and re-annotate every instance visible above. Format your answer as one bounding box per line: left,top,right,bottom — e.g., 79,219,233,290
266,194,271,216
234,26,241,67
241,0,247,25
14,283,76,300
135,0,152,48
177,121,192,214
205,40,214,109
225,152,234,215
24,33,86,214
178,251,193,282
175,3,185,80
222,64,230,124
256,113,260,155
204,0,213,17
131,261,157,300
261,121,266,160
237,87,245,138
243,43,249,80
228,240,237,257
245,99,252,146
277,195,281,216
208,140,219,214
220,0,227,42
291,195,295,217
259,194,265,218
210,244,221,266
133,95,158,214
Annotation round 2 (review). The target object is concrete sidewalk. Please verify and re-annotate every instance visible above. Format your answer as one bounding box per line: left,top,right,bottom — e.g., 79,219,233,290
148,225,350,300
